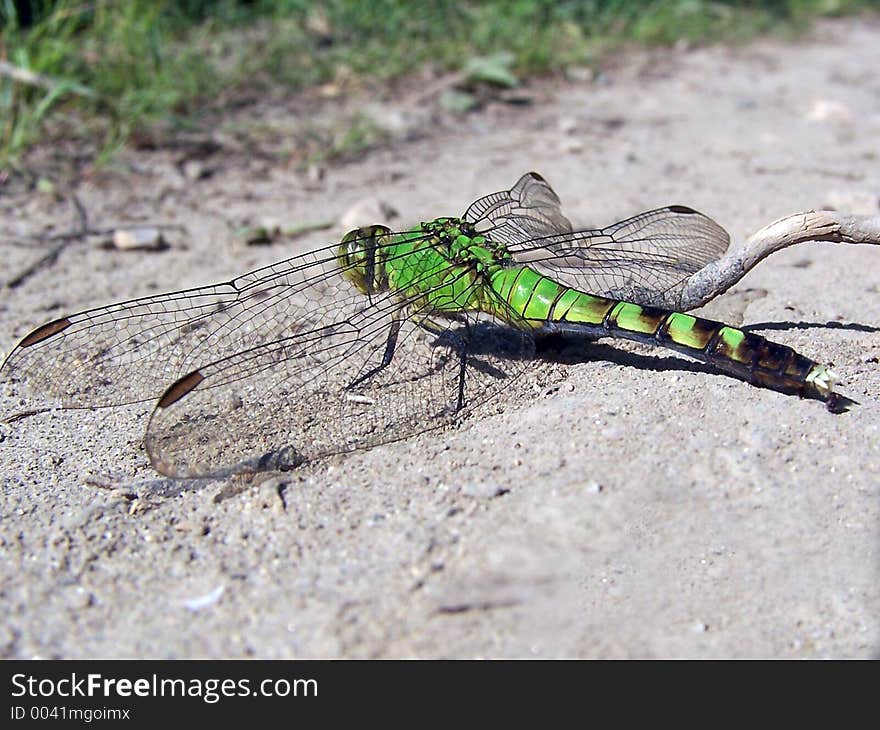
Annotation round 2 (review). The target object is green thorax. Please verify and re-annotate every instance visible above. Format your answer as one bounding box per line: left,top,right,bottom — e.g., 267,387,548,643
418,217,513,274
338,218,513,312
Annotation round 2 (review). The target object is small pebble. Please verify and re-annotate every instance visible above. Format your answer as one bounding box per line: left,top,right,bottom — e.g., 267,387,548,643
461,483,508,499
182,159,212,181
182,585,225,612
805,99,853,124
339,198,398,230
112,227,166,251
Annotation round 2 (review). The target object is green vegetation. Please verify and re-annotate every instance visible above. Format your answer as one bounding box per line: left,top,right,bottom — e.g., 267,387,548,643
1,0,878,168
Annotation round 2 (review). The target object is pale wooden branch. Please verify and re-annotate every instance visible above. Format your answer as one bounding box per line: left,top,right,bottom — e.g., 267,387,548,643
676,210,880,311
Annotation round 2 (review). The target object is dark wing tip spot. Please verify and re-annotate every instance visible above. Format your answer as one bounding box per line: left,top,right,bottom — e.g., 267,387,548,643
157,370,205,409
667,205,699,215
19,318,73,348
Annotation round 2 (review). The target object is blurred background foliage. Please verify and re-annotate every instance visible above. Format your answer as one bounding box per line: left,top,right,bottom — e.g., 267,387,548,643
1,0,878,167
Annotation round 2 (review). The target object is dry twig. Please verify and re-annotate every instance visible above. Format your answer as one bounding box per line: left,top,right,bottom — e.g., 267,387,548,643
674,210,880,311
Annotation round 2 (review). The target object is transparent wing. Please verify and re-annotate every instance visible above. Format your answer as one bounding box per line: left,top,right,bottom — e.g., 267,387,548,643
2,229,534,478
464,172,730,306
0,230,426,409
507,206,730,306
145,278,534,479
464,171,573,242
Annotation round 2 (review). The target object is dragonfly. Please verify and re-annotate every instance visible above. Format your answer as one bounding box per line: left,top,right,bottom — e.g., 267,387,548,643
1,173,840,479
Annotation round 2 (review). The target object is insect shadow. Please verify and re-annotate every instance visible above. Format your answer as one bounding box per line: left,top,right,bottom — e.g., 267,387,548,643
533,330,860,413
430,320,535,380
534,332,720,378
743,320,880,334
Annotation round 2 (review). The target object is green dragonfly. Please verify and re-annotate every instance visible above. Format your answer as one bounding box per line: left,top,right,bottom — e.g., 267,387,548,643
1,173,839,478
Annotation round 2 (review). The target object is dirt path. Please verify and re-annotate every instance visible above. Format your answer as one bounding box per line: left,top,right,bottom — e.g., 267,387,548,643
1,18,878,658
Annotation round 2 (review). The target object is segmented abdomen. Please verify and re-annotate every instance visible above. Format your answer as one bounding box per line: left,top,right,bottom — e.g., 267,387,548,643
490,265,835,401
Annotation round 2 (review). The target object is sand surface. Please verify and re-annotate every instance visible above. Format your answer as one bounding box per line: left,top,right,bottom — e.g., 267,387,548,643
1,18,878,657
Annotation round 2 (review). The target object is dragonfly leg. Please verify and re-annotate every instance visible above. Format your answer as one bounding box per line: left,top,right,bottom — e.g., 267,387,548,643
347,316,402,390
418,315,470,412
456,343,467,412
418,314,460,336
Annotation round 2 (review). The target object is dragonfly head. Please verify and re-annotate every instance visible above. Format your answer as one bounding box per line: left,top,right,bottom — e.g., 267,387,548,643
337,225,392,295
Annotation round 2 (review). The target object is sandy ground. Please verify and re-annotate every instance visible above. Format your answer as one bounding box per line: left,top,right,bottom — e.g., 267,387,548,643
1,18,879,658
